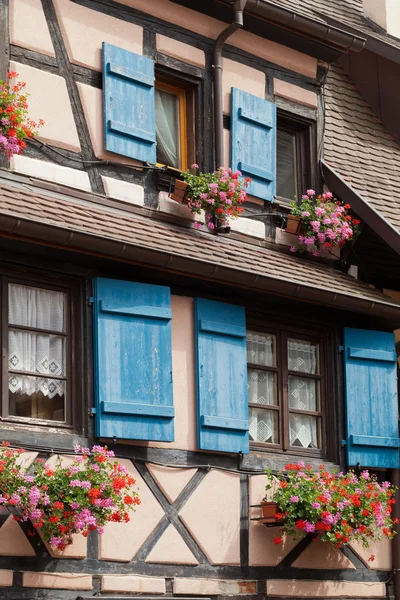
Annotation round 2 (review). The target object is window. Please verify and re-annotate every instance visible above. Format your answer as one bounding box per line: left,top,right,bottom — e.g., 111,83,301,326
155,79,194,171
276,114,314,202
247,327,325,454
2,278,74,427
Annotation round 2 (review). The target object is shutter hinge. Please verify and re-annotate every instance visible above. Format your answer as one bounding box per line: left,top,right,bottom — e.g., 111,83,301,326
341,439,347,446
338,345,344,352
89,407,96,416
88,296,94,306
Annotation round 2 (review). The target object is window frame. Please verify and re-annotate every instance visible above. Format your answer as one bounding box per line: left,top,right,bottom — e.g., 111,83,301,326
0,272,79,431
246,318,330,458
276,111,316,204
155,72,198,172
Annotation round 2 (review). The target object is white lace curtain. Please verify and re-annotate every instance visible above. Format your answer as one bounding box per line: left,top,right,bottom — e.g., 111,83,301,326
155,88,179,168
247,333,277,444
8,284,65,401
288,340,318,448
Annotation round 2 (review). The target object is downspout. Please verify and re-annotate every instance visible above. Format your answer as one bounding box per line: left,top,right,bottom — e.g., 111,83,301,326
213,0,248,169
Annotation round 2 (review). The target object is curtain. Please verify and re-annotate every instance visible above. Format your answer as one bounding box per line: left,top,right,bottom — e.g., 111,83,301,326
288,340,318,448
8,284,65,409
155,88,179,168
247,333,278,444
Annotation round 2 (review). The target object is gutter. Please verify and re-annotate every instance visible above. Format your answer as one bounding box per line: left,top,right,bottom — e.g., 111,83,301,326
321,160,400,256
1,210,400,323
217,0,366,53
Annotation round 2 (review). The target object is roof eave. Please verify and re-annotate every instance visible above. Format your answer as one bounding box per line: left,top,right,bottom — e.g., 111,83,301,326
218,0,366,52
321,160,400,256
1,208,400,324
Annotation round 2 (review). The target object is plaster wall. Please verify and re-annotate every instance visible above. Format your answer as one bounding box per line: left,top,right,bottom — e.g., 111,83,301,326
363,0,400,39
10,0,55,56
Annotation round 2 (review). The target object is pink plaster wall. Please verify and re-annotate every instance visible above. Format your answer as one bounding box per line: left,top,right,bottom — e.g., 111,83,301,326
53,0,143,71
9,61,80,153
10,0,55,56
222,58,265,115
274,79,318,109
145,524,198,565
156,35,205,68
267,580,386,597
179,470,241,565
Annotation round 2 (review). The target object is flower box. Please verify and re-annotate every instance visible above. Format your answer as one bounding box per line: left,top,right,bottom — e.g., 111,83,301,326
285,214,302,235
170,179,189,204
260,500,280,523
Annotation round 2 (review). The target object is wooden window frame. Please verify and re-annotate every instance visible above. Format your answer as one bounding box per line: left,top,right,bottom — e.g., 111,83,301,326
247,319,329,458
0,271,79,431
155,77,195,172
276,111,316,204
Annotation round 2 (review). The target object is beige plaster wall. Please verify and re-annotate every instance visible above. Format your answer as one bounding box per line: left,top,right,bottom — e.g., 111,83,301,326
53,0,143,71
364,0,400,39
10,0,55,56
9,61,80,153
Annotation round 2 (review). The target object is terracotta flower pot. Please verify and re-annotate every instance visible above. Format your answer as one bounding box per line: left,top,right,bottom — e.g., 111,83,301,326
260,500,279,522
170,179,189,204
285,214,302,235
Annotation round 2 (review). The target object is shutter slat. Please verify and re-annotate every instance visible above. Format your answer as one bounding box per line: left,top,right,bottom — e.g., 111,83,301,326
201,415,248,431
343,328,400,468
107,120,156,144
350,435,400,448
94,277,174,441
103,43,156,162
101,402,174,418
199,319,246,338
231,87,276,201
100,301,172,320
195,298,249,453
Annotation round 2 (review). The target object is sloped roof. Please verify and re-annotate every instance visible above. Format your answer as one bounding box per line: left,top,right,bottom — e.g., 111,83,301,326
0,176,399,319
323,64,400,237
267,0,400,51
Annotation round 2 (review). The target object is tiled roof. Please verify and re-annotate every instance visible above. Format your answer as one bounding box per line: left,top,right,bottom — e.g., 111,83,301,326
267,0,400,51
0,177,399,316
324,65,400,233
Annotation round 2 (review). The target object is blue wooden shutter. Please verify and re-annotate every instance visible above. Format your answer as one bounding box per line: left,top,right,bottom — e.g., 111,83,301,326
93,278,174,441
195,298,249,453
343,328,400,468
102,42,156,162
230,87,276,202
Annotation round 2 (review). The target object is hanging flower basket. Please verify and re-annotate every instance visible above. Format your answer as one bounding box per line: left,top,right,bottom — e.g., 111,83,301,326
288,190,360,256
285,214,302,235
170,179,189,205
0,442,140,551
179,164,250,233
0,71,44,158
264,462,397,557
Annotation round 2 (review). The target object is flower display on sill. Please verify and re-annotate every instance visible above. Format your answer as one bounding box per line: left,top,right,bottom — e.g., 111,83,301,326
0,71,44,158
0,442,139,551
266,463,397,557
181,164,250,231
289,190,360,256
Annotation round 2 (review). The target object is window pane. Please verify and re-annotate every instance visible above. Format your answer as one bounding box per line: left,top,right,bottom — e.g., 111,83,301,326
288,339,319,374
277,129,297,199
246,332,276,367
8,284,65,332
290,413,319,448
249,407,279,444
248,369,277,406
9,331,65,377
155,87,180,168
9,375,65,422
288,375,319,412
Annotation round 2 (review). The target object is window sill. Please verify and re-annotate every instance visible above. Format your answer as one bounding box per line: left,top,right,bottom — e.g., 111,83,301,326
0,422,88,453
242,449,339,473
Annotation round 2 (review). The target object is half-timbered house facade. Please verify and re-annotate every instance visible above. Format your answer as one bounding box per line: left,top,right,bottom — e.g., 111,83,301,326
1,0,400,598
